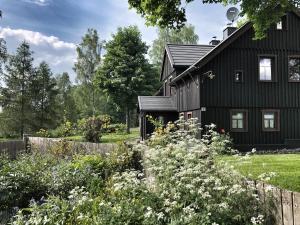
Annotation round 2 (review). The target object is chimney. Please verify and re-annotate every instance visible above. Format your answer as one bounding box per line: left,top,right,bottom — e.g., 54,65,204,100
209,36,221,46
223,26,237,39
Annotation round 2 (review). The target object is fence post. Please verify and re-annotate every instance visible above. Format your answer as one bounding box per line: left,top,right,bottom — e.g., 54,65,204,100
23,134,30,153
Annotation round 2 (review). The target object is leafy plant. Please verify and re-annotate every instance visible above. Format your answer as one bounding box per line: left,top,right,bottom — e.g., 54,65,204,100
81,116,103,143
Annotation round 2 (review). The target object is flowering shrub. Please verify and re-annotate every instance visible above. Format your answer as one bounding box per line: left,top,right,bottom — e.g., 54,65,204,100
10,118,274,224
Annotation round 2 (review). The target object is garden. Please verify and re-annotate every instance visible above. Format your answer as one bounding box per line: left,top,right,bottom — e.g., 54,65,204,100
0,118,276,225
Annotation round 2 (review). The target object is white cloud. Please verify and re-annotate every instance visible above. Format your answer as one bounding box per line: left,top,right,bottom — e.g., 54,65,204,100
0,27,76,50
22,0,50,6
0,27,77,81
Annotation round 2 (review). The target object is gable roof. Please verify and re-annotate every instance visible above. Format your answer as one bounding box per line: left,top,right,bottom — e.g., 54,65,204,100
166,44,214,67
160,43,214,81
170,22,252,84
138,96,177,112
171,9,300,84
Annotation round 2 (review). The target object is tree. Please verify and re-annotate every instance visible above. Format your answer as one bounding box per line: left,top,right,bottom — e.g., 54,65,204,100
74,29,104,116
0,41,35,137
96,26,159,133
56,72,78,123
150,24,199,71
128,0,300,39
31,62,58,130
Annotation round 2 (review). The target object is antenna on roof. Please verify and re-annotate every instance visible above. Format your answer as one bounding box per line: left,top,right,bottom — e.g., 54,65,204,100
226,7,239,25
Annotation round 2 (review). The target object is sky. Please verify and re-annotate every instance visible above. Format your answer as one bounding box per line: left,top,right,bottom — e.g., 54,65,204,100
0,0,237,82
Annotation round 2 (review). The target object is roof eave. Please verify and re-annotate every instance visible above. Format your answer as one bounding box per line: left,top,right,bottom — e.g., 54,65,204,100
170,22,253,84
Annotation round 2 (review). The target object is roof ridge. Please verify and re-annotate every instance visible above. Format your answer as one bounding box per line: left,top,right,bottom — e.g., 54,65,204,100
166,43,214,47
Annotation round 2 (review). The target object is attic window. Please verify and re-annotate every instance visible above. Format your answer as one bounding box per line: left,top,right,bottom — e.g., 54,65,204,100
288,57,300,82
276,20,282,30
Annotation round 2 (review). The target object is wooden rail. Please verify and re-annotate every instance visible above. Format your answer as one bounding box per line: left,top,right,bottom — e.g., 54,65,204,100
0,140,25,158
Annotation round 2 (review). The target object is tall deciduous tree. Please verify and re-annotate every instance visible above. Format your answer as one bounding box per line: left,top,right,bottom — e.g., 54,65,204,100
31,61,58,130
56,72,78,123
128,0,300,39
150,24,199,71
0,41,35,137
97,26,159,133
74,29,104,116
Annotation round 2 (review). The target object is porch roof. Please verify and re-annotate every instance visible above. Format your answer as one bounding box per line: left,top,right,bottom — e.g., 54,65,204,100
138,96,177,112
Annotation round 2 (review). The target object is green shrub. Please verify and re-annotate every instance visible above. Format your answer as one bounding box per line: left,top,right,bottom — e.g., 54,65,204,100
49,121,74,138
104,123,126,134
11,119,275,225
35,128,50,137
81,116,103,143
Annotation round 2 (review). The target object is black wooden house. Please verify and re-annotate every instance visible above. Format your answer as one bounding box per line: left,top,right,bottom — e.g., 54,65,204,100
139,10,300,150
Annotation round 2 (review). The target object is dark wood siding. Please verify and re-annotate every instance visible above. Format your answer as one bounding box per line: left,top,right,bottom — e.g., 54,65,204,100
176,12,300,148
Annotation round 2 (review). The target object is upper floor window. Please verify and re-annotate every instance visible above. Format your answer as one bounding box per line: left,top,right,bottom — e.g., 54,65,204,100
288,57,300,82
234,70,244,82
276,20,283,30
230,109,248,132
262,110,280,131
275,16,287,30
259,56,276,81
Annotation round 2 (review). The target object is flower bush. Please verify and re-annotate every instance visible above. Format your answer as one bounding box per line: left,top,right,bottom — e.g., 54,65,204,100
9,118,275,225
81,116,103,143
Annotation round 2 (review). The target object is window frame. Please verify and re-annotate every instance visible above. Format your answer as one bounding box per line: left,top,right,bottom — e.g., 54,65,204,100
234,70,244,83
258,55,277,82
261,109,280,132
288,55,300,82
230,109,248,132
187,111,193,120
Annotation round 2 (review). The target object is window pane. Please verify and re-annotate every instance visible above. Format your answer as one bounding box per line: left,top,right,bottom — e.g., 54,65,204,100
264,120,269,128
232,120,237,129
289,58,300,81
260,58,272,81
237,120,244,129
269,120,275,128
232,113,243,119
277,21,282,30
264,113,274,120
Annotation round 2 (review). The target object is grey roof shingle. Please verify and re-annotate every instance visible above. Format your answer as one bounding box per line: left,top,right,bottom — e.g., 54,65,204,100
166,44,214,66
138,96,177,112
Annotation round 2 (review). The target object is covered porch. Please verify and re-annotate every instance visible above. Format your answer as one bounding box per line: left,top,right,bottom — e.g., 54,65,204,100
138,96,178,140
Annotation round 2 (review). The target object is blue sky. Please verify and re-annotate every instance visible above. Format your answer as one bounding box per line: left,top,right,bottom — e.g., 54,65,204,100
0,0,237,81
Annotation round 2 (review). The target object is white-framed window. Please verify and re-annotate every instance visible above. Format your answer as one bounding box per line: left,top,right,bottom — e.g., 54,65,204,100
230,109,248,132
262,110,280,131
259,57,275,81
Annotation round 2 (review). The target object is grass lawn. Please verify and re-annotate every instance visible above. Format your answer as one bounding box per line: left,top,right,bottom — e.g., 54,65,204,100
219,154,300,192
66,127,139,144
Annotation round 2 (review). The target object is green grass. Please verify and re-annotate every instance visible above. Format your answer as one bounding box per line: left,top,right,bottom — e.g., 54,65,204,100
66,127,139,144
219,154,300,192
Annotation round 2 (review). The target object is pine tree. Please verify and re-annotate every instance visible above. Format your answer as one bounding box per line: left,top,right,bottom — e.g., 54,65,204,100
0,41,35,137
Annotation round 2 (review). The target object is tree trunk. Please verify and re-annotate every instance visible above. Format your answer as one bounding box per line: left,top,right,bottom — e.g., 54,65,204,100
126,107,130,134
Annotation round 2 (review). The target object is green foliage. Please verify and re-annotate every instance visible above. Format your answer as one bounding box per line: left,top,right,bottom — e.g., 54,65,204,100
81,116,103,143
105,123,127,134
50,121,74,138
96,26,160,132
11,120,274,225
56,72,79,123
0,41,35,137
128,0,299,39
74,28,104,116
36,128,50,138
150,24,199,71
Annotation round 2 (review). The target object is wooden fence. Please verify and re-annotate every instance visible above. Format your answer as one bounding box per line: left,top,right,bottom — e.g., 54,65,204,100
0,140,25,159
28,137,117,156
257,181,300,225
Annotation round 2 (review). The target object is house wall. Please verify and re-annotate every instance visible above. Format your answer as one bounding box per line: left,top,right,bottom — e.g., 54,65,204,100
174,12,300,149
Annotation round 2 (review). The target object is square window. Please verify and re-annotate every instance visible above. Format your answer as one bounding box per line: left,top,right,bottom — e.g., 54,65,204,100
259,56,276,81
230,110,248,132
234,70,243,82
288,57,300,82
187,112,192,119
262,110,280,131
